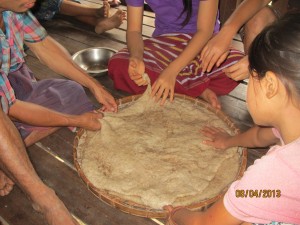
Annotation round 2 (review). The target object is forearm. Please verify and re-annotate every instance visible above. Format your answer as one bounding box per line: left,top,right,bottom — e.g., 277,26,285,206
26,37,99,91
8,100,81,128
225,126,277,149
127,31,144,60
126,5,144,60
169,29,213,74
169,0,217,74
221,0,271,38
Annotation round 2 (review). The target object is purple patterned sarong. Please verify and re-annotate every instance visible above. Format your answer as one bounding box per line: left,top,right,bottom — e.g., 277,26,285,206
8,64,94,139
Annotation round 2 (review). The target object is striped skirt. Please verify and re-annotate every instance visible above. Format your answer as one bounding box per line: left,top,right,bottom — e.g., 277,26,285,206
108,33,244,97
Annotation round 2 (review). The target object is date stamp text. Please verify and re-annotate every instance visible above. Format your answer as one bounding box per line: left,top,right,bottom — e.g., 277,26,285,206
235,189,281,198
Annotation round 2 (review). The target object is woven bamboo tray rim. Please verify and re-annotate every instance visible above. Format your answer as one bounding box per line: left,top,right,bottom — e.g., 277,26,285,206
73,94,247,218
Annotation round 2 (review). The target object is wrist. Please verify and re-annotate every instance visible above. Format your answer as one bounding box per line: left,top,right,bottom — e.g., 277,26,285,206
66,114,87,128
167,62,182,76
219,25,238,40
64,114,77,127
130,55,143,61
225,136,237,149
86,77,103,94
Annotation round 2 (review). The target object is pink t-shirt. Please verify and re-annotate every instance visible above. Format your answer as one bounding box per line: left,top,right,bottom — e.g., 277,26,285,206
224,128,300,224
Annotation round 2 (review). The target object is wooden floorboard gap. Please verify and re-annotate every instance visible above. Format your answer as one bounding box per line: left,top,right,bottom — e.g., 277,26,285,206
34,142,76,171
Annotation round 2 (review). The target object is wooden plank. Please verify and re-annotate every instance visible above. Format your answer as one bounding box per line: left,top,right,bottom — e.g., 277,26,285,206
228,81,247,101
25,55,63,80
42,18,126,51
0,187,45,225
231,38,244,51
219,95,253,129
56,17,154,42
36,128,76,166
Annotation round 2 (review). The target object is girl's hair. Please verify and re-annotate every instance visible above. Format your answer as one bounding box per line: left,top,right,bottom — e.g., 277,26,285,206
180,0,192,27
248,11,300,98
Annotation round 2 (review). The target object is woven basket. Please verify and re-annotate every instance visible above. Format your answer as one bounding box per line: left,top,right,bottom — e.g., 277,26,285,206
73,94,247,218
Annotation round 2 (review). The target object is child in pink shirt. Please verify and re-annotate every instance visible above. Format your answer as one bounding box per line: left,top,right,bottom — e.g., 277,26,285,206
164,11,300,225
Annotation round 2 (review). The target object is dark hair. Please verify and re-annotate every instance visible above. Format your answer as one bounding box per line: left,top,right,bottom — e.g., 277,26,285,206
179,0,192,27
248,11,300,98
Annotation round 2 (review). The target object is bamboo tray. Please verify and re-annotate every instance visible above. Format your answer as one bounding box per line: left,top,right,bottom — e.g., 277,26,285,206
73,94,247,218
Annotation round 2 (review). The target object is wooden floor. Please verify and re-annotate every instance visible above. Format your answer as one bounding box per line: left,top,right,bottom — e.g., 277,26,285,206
0,1,268,224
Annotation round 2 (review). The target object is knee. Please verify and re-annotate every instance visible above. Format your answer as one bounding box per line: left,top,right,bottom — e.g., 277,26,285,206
108,57,129,79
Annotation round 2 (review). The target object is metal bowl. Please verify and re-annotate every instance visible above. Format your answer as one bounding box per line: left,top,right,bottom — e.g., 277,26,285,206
72,47,117,76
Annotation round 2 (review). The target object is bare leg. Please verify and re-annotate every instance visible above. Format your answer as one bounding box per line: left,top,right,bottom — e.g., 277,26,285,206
24,127,59,147
73,9,125,33
243,7,277,54
94,9,126,34
60,0,110,18
200,88,221,110
0,109,78,225
243,0,288,54
60,0,125,33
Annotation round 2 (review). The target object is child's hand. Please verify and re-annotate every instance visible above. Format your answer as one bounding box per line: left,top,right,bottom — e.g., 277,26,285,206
128,57,148,86
223,55,250,81
200,29,232,72
151,69,177,106
201,126,232,150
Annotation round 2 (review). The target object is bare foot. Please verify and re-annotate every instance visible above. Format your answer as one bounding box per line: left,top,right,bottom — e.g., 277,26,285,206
108,0,121,8
31,187,79,225
0,170,14,196
97,0,110,18
95,9,126,34
200,88,221,110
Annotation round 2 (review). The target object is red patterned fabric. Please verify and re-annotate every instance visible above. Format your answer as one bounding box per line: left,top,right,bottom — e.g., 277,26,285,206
108,33,244,97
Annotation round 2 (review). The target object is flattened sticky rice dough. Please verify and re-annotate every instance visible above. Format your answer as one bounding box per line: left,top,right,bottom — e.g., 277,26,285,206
76,86,241,209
